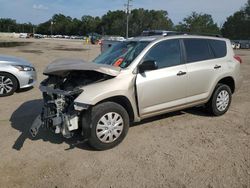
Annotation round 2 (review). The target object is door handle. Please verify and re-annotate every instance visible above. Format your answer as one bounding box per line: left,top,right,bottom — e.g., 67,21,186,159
177,71,187,76
214,65,221,69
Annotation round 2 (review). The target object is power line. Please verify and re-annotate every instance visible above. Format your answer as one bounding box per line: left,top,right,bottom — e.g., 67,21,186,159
125,0,132,38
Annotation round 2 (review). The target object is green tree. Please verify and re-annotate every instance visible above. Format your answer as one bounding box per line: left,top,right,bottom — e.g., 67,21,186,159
221,0,250,39
36,20,51,34
175,12,220,34
2,9,173,36
0,18,17,32
81,15,101,35
0,18,34,33
129,9,173,36
245,0,250,15
71,18,82,35
100,9,173,37
52,14,73,35
100,10,126,36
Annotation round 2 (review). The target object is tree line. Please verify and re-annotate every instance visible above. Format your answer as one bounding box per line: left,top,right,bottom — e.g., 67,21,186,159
35,9,174,37
0,1,249,39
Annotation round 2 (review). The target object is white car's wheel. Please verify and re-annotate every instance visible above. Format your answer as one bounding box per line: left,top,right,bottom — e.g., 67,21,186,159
0,72,18,97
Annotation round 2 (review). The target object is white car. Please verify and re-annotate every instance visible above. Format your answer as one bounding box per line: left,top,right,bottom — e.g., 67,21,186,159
0,55,36,97
19,33,28,38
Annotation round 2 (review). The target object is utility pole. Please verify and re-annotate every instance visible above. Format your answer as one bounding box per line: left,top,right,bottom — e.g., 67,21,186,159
125,0,132,39
51,21,53,36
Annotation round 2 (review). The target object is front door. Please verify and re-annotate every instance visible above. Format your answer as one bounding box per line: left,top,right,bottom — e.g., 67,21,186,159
136,39,188,117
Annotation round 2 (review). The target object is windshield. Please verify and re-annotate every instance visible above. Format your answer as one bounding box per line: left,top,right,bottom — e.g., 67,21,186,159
93,41,150,68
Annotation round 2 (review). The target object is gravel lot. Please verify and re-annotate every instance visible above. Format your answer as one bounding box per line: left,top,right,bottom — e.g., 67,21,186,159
0,38,249,188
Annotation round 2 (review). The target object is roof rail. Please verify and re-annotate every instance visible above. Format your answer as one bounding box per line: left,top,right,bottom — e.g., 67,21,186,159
188,32,222,38
165,32,222,38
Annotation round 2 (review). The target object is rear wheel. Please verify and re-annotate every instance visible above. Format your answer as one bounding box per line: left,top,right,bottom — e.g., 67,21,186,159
83,102,129,150
0,72,18,97
207,84,232,116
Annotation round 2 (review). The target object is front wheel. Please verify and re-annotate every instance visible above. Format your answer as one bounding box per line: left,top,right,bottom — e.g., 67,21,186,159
207,84,232,116
0,72,18,97
83,102,129,150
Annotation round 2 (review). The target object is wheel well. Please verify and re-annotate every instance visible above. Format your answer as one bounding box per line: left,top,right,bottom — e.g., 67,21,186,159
98,96,135,122
0,71,20,89
218,77,235,93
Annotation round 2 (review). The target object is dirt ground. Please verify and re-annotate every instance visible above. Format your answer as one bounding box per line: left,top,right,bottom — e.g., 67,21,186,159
0,38,249,188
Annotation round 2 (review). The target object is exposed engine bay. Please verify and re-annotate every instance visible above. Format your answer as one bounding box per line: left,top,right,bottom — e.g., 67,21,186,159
30,70,112,138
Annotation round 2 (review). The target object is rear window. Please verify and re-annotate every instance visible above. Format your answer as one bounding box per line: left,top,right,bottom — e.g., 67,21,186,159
208,40,227,58
184,39,213,63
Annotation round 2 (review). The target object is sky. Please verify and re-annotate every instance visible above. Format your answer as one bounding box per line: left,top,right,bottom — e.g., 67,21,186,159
0,0,248,26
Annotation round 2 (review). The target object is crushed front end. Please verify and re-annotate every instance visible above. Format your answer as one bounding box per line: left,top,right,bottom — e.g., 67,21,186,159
30,70,109,138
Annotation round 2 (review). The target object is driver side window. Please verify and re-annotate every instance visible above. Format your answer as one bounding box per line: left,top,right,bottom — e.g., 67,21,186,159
144,39,182,69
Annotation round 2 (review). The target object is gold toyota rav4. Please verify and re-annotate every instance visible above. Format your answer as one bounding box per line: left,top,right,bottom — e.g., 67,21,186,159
30,35,243,150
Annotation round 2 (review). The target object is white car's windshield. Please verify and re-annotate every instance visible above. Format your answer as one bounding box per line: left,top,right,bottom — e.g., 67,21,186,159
93,41,150,68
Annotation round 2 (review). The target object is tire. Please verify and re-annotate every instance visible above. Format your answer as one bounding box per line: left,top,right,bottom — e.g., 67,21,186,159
207,84,232,116
0,72,18,97
83,102,129,150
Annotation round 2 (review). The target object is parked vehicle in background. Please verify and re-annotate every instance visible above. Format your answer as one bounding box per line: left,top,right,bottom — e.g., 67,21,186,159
240,42,250,49
236,43,241,49
19,33,28,38
231,40,250,49
31,34,242,150
0,55,36,97
231,41,236,49
99,36,125,53
70,36,77,39
34,34,43,39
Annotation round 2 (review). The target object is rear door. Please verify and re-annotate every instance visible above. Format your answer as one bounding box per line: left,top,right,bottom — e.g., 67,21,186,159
136,39,188,117
183,38,227,102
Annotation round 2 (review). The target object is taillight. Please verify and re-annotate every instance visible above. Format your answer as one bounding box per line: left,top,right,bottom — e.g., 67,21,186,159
234,55,242,64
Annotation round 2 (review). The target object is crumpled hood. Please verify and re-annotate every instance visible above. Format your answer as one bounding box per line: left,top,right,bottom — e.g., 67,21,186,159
0,55,33,67
44,59,121,77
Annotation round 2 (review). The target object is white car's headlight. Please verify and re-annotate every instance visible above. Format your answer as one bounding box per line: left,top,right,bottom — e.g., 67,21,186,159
12,65,35,71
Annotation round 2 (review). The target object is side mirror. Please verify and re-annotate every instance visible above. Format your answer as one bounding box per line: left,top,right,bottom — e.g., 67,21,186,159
138,60,158,73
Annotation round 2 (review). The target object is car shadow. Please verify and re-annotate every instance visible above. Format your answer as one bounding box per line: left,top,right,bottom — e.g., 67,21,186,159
184,106,211,117
10,100,211,151
131,111,185,127
10,99,93,151
131,106,210,127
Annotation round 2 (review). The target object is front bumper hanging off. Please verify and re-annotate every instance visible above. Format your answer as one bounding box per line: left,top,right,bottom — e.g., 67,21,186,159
30,115,43,137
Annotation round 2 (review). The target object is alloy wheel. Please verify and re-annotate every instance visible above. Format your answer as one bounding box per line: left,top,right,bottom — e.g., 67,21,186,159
0,75,14,95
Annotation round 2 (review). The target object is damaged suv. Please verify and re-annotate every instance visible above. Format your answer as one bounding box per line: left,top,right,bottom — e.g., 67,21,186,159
31,35,242,150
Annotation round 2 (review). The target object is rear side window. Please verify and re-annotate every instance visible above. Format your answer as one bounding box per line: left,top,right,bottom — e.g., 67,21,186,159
209,40,227,58
184,39,214,63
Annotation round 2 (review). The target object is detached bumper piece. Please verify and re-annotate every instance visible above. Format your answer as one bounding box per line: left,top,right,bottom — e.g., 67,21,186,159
30,115,43,137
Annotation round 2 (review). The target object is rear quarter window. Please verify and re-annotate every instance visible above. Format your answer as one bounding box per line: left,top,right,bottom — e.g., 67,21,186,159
208,40,227,58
